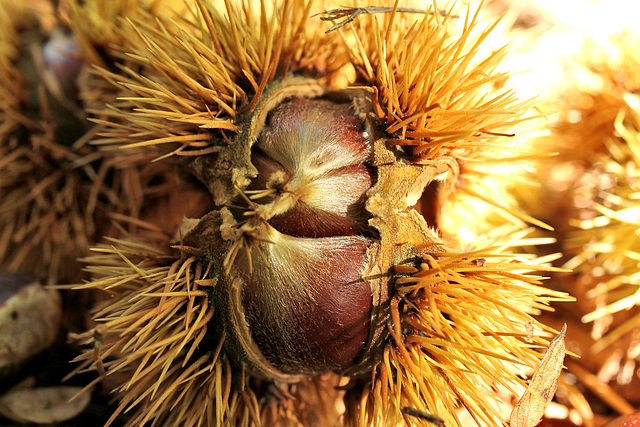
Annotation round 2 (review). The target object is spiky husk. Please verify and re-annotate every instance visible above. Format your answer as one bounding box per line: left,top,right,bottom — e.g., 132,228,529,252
0,0,91,282
90,0,348,160
342,4,523,147
68,1,573,426
0,0,197,283
61,0,183,67
328,2,550,245
351,239,567,427
561,41,640,406
527,31,640,416
566,109,640,355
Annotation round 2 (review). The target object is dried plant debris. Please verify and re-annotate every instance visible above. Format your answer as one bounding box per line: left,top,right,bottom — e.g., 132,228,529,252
511,324,566,427
0,385,91,424
0,272,61,376
316,6,456,33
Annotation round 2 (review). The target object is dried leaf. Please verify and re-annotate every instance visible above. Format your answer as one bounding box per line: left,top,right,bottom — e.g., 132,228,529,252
0,386,91,424
510,324,567,427
0,274,62,370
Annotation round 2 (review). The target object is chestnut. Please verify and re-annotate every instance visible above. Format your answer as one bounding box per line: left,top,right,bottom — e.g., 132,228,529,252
184,86,384,380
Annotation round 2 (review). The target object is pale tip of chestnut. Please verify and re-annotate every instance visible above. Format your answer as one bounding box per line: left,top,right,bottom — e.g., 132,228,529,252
42,29,84,101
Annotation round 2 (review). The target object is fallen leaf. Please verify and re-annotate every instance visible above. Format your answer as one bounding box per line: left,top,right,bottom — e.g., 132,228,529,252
0,274,62,371
510,324,567,427
0,386,91,424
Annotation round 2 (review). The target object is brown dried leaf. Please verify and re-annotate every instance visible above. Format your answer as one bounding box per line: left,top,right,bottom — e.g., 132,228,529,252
510,324,567,427
0,386,90,424
0,274,62,370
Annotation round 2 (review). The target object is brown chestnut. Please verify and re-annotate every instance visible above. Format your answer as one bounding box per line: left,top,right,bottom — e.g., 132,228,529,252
184,84,383,380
